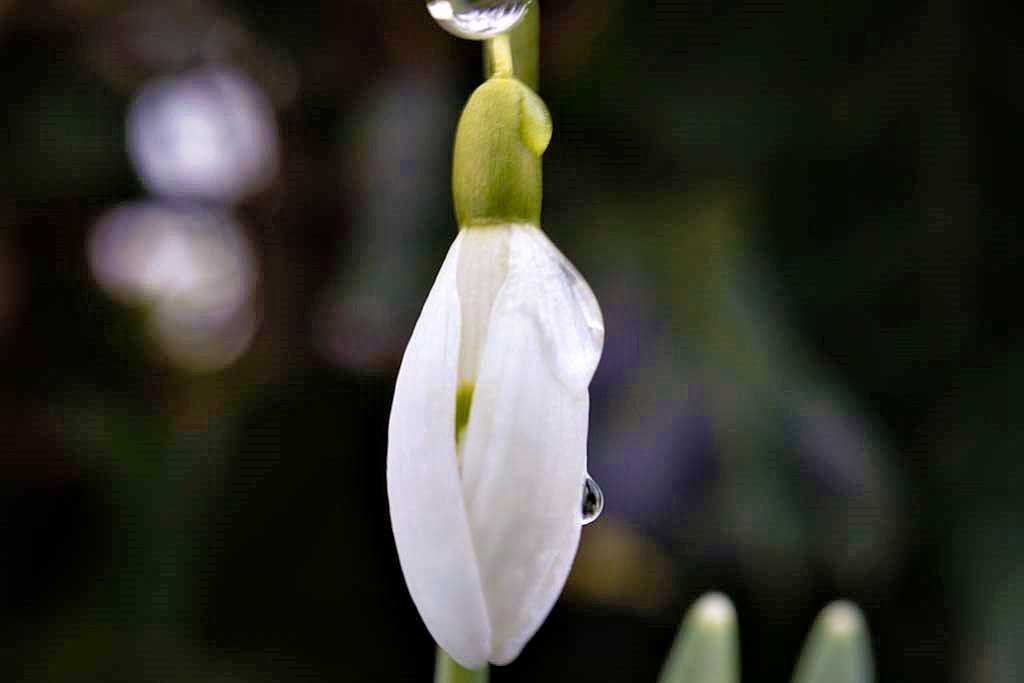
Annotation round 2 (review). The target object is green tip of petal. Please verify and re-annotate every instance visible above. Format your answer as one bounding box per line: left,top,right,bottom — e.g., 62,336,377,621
792,601,874,683
657,592,740,683
455,383,474,446
452,77,549,227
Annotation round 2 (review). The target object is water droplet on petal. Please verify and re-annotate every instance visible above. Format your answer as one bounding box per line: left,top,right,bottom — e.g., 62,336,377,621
581,475,604,525
426,0,533,40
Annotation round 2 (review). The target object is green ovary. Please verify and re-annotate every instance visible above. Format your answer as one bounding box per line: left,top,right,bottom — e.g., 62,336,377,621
451,76,551,228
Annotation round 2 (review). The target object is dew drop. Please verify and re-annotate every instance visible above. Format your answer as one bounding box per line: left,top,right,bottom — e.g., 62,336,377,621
581,475,604,525
426,0,533,41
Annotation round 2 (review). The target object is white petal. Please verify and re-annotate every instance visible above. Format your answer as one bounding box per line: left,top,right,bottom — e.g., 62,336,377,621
456,227,510,387
386,231,492,668
513,226,604,392
459,224,604,664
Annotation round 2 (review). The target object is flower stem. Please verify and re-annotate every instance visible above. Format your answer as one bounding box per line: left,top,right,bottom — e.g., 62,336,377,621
487,32,515,77
434,648,490,683
484,1,539,90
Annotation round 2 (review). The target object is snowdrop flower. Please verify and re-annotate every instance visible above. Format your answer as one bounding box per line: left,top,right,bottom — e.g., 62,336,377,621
386,75,604,668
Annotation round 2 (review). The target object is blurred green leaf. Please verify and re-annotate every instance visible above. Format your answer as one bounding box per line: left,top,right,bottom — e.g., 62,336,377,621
792,601,873,683
657,592,739,683
0,42,134,201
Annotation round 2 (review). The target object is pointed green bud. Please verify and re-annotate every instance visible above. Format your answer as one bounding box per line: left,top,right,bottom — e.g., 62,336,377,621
452,76,552,228
792,601,874,683
657,592,740,683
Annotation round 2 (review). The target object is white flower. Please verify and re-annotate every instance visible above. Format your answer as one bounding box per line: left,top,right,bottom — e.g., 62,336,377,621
386,223,604,668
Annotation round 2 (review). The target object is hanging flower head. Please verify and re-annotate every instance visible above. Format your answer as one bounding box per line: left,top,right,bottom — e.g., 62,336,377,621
386,69,604,669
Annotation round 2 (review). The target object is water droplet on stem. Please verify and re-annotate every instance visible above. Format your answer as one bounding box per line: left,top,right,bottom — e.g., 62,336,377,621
426,0,533,40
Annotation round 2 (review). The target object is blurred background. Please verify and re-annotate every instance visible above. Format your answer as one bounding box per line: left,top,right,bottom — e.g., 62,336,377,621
0,0,1019,681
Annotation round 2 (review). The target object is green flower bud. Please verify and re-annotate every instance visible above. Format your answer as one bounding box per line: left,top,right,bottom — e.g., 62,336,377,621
452,76,552,227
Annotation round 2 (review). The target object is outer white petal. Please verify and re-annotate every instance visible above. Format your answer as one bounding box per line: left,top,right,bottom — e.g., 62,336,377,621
459,224,604,664
386,231,492,668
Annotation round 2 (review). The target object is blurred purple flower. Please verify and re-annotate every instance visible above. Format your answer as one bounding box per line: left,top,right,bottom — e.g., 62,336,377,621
126,66,278,202
89,201,259,371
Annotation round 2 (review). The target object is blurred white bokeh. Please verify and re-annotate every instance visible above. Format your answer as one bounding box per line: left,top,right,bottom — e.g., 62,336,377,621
126,66,278,203
89,201,259,372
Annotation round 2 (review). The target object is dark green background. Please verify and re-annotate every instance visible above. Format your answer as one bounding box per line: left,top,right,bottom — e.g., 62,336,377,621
1,1,1019,681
